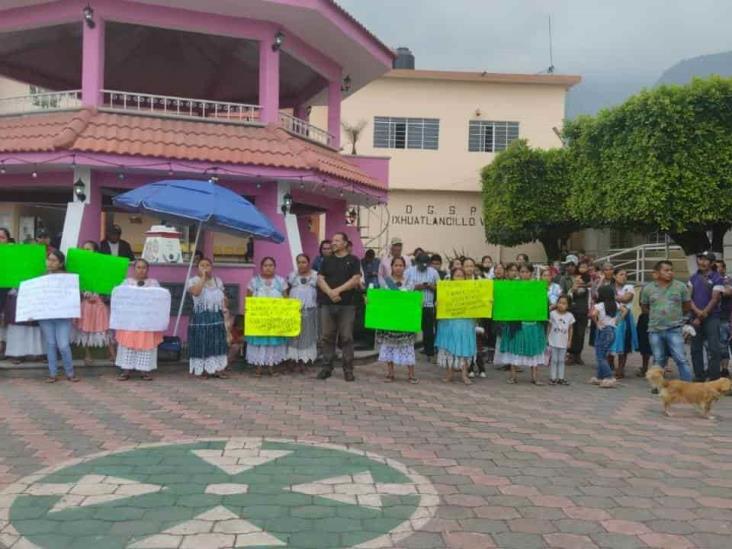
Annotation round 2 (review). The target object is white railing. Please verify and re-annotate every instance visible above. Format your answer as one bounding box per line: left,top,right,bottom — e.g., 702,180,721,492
0,90,82,115
279,112,335,148
101,90,262,124
594,242,686,284
360,203,391,255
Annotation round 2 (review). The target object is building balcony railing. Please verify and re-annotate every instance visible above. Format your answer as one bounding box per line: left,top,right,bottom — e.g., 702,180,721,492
101,90,262,124
0,89,82,114
279,112,335,148
0,88,336,149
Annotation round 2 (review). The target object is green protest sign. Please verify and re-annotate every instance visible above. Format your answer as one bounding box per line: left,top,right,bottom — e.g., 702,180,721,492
66,248,130,295
493,280,548,321
365,288,423,333
0,244,47,288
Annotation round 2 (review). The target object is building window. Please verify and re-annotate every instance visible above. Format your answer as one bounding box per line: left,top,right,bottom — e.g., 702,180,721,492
374,117,439,150
468,120,519,152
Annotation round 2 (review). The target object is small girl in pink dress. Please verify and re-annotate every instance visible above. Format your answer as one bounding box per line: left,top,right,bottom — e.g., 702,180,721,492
72,241,115,365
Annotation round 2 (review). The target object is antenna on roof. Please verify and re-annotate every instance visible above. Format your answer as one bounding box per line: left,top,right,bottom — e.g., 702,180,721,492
547,15,555,74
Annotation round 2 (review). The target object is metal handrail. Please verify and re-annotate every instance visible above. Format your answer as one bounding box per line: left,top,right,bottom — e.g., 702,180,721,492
101,90,262,124
0,89,82,115
278,112,335,148
594,242,685,284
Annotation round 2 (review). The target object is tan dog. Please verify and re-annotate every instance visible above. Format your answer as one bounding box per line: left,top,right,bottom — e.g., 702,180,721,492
646,368,731,419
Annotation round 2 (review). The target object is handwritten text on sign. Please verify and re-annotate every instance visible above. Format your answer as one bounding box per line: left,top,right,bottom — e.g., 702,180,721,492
110,286,172,332
245,297,301,337
16,274,81,322
436,279,493,319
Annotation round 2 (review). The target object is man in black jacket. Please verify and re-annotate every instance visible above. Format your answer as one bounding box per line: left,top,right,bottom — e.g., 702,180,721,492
100,224,135,261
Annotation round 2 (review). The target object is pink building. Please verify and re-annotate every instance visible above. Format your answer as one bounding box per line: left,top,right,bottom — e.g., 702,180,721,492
0,0,392,333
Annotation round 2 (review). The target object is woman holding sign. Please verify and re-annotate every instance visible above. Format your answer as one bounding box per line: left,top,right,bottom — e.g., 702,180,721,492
115,259,162,380
73,241,115,365
377,256,418,383
246,257,288,377
501,263,547,385
38,250,79,382
286,254,318,371
187,258,229,378
435,267,476,385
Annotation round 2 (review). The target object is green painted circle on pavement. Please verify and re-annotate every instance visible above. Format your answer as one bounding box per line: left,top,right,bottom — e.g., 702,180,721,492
1,438,438,548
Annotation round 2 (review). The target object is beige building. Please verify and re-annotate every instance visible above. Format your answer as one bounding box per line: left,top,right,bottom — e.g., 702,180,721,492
313,68,580,262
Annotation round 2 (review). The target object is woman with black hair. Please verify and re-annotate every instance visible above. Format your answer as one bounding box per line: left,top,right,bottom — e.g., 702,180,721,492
188,257,229,378
115,259,162,380
590,284,619,388
246,257,287,377
287,253,318,371
73,240,115,366
39,250,79,382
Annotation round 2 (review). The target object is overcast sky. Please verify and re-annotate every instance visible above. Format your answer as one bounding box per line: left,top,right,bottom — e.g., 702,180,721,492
338,0,732,114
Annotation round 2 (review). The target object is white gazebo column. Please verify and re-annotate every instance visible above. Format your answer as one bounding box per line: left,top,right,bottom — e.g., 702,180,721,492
61,166,101,253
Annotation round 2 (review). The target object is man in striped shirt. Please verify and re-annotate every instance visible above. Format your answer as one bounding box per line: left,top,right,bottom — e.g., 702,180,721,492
406,254,440,358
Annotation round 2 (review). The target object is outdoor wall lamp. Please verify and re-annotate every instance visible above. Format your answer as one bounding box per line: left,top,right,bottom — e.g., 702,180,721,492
272,31,285,52
83,5,95,29
341,75,352,93
73,178,87,202
346,207,358,225
281,192,293,214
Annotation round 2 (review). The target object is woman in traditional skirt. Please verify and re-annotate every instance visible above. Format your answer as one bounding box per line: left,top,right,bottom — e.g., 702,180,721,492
608,267,638,379
115,259,163,380
246,257,288,377
502,263,547,385
73,241,115,365
187,257,229,379
286,253,318,372
435,266,475,385
3,288,45,364
377,256,418,383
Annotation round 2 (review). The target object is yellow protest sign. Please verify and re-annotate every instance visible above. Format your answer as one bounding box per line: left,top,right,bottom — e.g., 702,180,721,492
244,297,301,337
436,279,493,319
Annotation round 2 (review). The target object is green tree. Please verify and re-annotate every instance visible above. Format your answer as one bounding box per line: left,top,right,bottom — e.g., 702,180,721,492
565,76,732,254
481,140,577,261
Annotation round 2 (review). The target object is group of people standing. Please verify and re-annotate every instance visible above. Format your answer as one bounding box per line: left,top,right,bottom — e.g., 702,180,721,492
4,221,729,390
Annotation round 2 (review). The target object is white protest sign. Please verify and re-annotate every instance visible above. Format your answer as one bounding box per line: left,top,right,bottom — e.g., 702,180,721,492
16,274,81,322
109,285,171,332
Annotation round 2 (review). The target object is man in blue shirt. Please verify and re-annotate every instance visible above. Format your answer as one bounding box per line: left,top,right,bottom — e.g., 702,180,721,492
688,251,725,381
406,254,440,358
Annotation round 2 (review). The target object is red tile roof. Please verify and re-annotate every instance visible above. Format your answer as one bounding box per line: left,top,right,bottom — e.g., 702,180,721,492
0,109,384,189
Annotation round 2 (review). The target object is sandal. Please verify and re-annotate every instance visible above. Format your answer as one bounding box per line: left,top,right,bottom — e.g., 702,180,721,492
117,373,130,381
558,379,571,386
45,376,58,383
141,374,153,381
66,376,80,383
506,378,517,384
384,376,395,383
462,377,473,385
408,377,419,384
531,380,545,386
